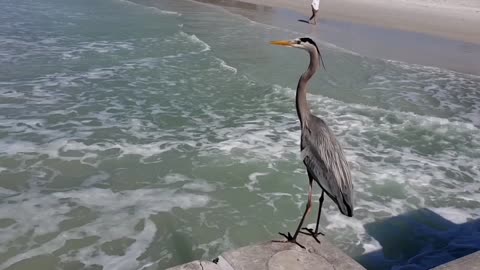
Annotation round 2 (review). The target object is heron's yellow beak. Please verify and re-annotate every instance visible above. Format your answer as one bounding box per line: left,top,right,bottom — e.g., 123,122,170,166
269,40,294,47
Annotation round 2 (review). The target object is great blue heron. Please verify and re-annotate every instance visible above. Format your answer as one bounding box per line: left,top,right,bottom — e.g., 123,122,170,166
270,37,353,248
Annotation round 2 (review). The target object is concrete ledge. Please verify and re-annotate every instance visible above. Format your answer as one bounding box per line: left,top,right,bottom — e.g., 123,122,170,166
167,234,366,270
432,251,480,270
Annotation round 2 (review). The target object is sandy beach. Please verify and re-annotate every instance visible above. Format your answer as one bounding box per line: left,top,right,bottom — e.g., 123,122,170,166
237,0,480,44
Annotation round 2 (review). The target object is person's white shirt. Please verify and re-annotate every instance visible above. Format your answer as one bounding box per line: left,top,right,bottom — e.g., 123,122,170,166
312,0,320,10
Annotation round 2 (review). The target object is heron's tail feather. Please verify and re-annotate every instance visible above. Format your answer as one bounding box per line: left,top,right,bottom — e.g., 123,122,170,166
338,196,353,217
338,192,354,217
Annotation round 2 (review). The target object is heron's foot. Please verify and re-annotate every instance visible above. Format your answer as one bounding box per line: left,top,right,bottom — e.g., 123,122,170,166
300,227,324,244
272,232,305,249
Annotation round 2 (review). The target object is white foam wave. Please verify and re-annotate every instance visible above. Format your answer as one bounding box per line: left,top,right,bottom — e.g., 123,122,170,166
62,41,135,59
82,219,157,270
183,181,216,192
0,187,16,197
195,228,234,259
0,188,209,269
362,240,382,254
272,84,479,131
60,140,182,161
179,31,211,53
388,59,480,79
430,207,472,224
117,0,182,16
162,174,217,193
215,58,237,74
246,172,269,192
146,7,181,16
257,192,294,212
81,171,111,186
159,31,213,59
163,173,190,184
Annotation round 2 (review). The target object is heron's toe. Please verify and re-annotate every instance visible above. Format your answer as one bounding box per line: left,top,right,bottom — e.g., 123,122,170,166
300,228,324,244
275,232,306,249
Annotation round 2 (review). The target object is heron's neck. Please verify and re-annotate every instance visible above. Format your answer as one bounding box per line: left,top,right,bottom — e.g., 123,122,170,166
296,50,318,127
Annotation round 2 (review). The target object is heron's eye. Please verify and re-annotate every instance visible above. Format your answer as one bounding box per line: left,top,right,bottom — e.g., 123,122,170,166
296,40,301,44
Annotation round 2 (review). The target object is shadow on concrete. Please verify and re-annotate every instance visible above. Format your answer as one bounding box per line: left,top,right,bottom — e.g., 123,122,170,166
357,208,480,269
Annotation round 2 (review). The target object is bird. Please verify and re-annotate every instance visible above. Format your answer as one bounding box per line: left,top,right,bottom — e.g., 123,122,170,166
270,37,353,248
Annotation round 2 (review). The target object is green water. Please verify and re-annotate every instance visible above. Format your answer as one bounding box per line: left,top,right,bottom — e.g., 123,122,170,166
1,0,479,269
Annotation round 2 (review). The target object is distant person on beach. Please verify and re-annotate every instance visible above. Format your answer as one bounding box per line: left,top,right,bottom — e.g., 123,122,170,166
309,0,320,25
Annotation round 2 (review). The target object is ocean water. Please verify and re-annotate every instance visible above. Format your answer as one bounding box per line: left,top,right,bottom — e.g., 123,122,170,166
1,0,479,269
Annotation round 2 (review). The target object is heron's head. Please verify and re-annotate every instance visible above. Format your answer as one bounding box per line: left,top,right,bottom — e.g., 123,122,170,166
270,37,325,69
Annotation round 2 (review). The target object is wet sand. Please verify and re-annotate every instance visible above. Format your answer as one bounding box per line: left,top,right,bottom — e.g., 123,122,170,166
233,0,480,45
192,0,480,75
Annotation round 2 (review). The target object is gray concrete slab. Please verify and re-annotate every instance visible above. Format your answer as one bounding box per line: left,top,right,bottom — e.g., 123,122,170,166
167,234,366,270
432,251,480,270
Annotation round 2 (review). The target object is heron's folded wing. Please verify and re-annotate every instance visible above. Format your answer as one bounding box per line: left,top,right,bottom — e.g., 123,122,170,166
301,119,353,216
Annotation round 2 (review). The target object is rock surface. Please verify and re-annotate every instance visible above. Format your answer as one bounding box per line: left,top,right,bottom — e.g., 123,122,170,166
432,251,480,270
167,234,366,270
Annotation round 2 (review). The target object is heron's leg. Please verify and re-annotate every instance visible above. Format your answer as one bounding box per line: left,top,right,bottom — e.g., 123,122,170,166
292,180,313,239
276,179,313,249
301,190,325,243
315,190,325,234
309,7,318,25
308,6,315,22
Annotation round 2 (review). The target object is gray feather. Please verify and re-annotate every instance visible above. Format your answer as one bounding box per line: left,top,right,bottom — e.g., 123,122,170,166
301,116,353,216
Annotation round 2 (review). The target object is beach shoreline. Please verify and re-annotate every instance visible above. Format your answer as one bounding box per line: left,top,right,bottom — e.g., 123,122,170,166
189,0,480,75
232,0,480,45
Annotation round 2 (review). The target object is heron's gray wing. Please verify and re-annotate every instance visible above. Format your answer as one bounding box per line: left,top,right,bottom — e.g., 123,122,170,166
301,116,353,216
